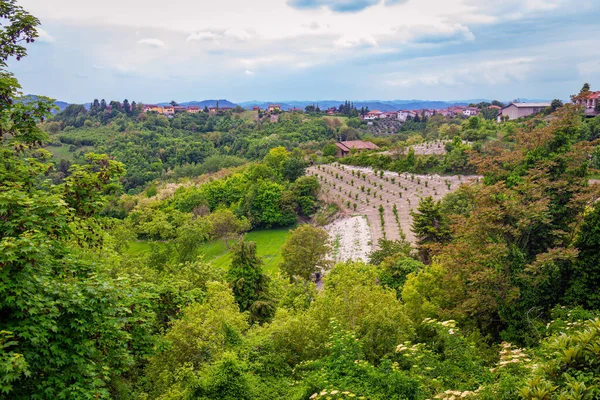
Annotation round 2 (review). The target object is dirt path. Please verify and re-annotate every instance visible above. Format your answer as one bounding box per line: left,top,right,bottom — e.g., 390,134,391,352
309,163,480,251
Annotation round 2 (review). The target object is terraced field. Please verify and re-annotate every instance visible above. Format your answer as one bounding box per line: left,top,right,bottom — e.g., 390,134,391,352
309,163,479,249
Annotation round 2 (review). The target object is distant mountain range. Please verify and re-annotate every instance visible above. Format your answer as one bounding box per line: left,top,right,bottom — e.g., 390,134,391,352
33,97,555,113
237,100,473,112
157,99,238,108
22,95,69,114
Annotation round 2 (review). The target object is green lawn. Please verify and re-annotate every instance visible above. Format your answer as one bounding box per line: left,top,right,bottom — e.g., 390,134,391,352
124,227,292,275
47,144,95,161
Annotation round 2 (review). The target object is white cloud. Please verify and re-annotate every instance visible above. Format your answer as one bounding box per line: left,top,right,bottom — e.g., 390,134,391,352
36,27,55,43
334,34,378,48
224,27,252,41
187,31,219,42
386,56,536,87
245,70,254,75
137,38,165,47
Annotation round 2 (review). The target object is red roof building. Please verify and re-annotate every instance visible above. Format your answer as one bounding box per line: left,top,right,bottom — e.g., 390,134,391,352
335,140,379,157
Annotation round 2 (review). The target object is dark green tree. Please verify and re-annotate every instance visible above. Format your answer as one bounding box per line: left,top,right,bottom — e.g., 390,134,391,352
410,196,451,263
123,98,130,113
100,98,107,110
281,156,308,182
227,240,275,324
565,202,600,309
550,99,563,111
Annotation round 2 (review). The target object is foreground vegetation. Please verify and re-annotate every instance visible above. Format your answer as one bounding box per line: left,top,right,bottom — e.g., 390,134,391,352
2,2,600,399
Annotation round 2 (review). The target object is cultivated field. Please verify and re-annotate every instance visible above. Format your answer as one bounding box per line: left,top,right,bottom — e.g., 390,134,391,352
309,163,479,249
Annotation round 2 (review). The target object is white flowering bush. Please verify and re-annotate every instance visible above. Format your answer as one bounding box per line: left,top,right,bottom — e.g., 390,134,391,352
394,318,491,398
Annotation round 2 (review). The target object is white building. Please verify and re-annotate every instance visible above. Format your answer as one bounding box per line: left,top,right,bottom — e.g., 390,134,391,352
499,102,551,121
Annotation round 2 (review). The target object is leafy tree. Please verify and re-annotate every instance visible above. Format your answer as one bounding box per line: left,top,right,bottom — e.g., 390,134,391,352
564,202,600,309
550,98,563,111
174,217,211,263
281,156,307,182
582,82,591,92
280,224,330,281
0,6,155,396
263,146,289,171
123,98,130,113
145,282,248,398
369,238,412,265
100,98,107,110
520,318,600,399
379,256,424,298
322,143,338,157
227,240,275,324
410,196,451,263
206,208,250,248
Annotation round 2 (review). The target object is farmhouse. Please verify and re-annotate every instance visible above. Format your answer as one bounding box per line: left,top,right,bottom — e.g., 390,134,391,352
268,104,281,112
162,105,175,115
252,106,261,111
335,140,379,157
186,106,201,113
573,90,600,116
499,102,551,121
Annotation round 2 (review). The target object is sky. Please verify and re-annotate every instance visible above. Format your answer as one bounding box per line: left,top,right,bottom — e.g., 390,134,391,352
9,0,600,104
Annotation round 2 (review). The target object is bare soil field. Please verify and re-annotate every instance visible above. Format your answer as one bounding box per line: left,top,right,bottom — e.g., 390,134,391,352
325,215,372,263
308,163,480,251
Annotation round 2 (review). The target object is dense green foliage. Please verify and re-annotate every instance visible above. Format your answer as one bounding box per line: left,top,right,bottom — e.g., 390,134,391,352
3,2,600,399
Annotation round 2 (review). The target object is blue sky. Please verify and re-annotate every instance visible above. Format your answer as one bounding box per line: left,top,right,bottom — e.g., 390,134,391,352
10,0,600,104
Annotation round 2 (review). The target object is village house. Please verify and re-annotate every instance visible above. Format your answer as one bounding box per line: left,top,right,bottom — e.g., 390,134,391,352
289,107,303,112
573,90,600,116
397,110,416,122
186,106,201,113
335,140,379,157
173,106,187,113
327,107,337,115
143,104,163,113
252,106,261,111
438,108,454,117
268,104,281,112
363,110,383,120
162,105,175,116
463,107,479,117
382,111,398,119
498,102,551,122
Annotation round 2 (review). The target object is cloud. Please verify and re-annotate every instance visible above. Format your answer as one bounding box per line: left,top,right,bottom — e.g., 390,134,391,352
245,70,254,75
187,31,219,42
137,38,165,47
287,0,406,13
334,34,378,48
36,27,55,43
224,28,252,41
385,57,536,87
393,23,475,44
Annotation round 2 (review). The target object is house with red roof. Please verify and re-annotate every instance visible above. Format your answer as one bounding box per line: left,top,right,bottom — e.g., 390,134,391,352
268,104,281,112
574,90,600,116
335,140,379,157
363,110,383,120
186,106,201,113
